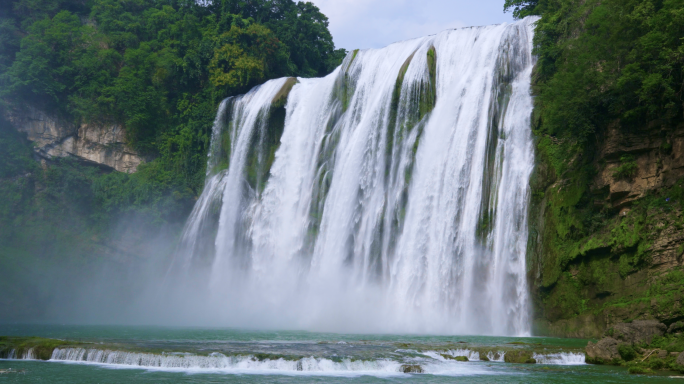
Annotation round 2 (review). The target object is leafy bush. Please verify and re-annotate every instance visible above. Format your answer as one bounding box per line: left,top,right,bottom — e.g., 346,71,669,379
618,344,637,361
649,358,665,370
628,366,650,374
613,156,639,180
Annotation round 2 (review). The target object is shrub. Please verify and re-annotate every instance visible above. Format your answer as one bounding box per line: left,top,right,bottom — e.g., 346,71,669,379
628,366,649,374
649,358,665,370
618,344,637,361
613,155,638,180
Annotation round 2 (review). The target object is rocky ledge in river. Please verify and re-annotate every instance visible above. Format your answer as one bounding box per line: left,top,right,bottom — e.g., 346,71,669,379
586,319,684,374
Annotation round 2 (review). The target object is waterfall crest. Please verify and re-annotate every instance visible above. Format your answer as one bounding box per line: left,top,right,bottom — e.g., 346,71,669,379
171,17,538,335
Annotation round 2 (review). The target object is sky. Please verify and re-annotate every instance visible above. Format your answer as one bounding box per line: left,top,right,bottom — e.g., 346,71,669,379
308,0,515,51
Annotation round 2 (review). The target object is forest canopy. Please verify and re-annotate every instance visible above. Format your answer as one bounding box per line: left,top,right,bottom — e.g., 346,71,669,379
0,0,346,192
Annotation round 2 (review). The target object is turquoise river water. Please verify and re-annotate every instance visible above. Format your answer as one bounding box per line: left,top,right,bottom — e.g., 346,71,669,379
0,325,679,383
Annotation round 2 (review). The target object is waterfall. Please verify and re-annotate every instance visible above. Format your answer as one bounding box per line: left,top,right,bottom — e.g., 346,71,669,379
172,17,538,335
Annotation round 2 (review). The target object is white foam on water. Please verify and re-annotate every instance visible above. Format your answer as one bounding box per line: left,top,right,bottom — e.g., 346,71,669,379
533,352,586,365
488,351,506,362
49,348,405,377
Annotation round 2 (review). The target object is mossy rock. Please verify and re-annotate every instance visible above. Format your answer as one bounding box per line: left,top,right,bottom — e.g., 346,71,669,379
271,77,298,109
504,350,536,364
400,364,424,373
440,353,468,361
0,336,78,360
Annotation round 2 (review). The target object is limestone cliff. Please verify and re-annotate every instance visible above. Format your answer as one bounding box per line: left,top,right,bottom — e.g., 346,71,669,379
596,122,684,210
5,106,143,173
529,121,684,338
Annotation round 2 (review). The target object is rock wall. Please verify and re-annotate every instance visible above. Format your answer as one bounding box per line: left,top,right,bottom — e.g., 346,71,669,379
5,106,142,173
595,122,684,209
595,122,684,275
530,120,684,338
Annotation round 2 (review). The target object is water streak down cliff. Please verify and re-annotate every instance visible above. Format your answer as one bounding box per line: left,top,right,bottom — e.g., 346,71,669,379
170,17,538,335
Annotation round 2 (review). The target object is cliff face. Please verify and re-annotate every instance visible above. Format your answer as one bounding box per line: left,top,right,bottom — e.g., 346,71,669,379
596,123,684,210
6,106,142,173
529,121,684,338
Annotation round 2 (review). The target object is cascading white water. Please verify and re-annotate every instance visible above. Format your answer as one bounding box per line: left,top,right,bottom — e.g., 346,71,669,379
49,348,403,372
172,17,538,335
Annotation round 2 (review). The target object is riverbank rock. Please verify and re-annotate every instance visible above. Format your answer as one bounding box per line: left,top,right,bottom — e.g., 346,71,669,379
669,321,684,334
677,352,684,366
586,337,621,363
504,350,536,364
400,364,423,373
609,320,667,344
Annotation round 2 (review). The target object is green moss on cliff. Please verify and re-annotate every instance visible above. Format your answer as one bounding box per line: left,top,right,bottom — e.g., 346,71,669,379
515,0,684,334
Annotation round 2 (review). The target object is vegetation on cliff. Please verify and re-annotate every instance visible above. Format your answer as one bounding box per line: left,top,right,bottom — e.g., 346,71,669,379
0,0,345,193
0,0,344,320
505,0,684,335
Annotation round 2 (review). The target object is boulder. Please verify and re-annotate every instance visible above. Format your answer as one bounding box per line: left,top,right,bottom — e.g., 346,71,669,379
400,364,423,373
504,350,536,364
669,321,684,334
656,349,668,359
609,320,666,345
586,337,621,362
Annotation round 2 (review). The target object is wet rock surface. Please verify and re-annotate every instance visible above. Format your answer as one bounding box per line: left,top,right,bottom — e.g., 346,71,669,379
586,337,621,362
504,350,536,364
609,320,666,345
400,364,423,373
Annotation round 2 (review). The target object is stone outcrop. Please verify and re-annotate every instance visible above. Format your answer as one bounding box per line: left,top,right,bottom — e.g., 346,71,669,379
400,364,423,373
669,321,684,334
593,121,684,209
586,337,621,362
609,320,667,345
677,351,684,366
5,106,142,173
503,350,536,364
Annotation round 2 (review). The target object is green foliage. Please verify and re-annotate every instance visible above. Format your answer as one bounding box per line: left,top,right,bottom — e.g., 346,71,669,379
503,0,540,19
0,119,36,179
0,0,345,194
650,332,684,353
613,156,639,180
531,0,684,138
522,0,684,329
618,344,637,361
628,366,650,374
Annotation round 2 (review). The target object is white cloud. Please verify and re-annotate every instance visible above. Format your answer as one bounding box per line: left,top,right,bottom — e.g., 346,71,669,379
309,0,515,50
